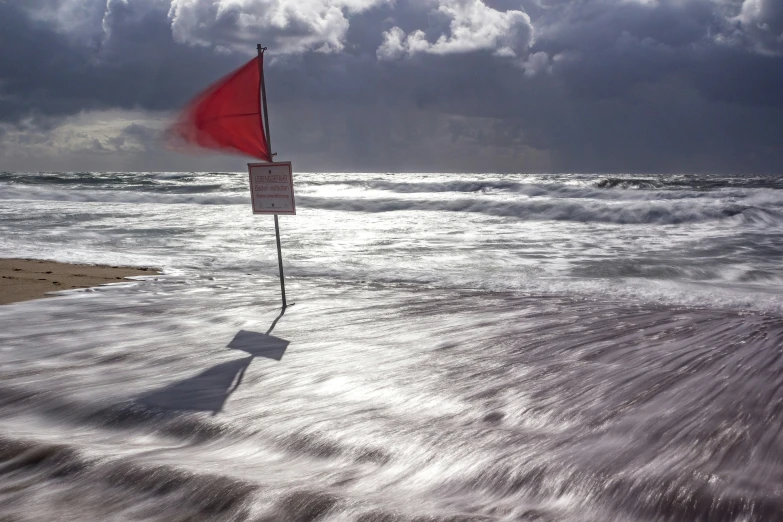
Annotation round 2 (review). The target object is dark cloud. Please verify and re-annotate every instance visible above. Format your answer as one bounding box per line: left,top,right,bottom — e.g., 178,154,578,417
1,0,782,173
532,0,783,107
0,1,242,122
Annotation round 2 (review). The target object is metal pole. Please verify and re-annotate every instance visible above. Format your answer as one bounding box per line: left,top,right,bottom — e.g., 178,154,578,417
274,214,287,308
258,44,287,308
257,44,273,155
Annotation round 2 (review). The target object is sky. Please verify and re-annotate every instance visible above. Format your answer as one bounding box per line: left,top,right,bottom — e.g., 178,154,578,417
0,0,782,173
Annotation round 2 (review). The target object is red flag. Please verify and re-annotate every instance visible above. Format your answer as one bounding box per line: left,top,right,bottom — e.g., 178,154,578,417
167,55,271,161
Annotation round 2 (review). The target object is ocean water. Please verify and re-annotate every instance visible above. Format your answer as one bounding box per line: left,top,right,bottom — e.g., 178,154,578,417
1,171,783,521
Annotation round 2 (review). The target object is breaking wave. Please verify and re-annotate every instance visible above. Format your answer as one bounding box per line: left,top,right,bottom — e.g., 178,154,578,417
297,195,759,224
338,179,716,201
3,182,779,226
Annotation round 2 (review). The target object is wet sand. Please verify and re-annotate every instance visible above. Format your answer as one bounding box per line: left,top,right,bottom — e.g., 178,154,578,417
0,258,158,305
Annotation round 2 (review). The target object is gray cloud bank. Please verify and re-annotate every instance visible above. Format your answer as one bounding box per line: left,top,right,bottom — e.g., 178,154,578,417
1,0,782,173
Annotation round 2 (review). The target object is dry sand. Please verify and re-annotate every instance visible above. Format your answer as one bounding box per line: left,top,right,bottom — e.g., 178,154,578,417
0,258,158,305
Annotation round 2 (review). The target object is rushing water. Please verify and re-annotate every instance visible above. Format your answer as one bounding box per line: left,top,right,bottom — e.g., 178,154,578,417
1,171,783,521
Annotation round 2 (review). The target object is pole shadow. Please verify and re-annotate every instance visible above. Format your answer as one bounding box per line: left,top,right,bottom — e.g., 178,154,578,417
137,308,289,414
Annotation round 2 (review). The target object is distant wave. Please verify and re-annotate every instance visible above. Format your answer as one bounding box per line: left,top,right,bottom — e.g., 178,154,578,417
4,184,779,224
5,173,783,207
0,172,225,184
311,178,636,197
592,176,783,190
0,185,246,205
297,195,762,224
304,178,783,203
304,174,783,192
594,177,662,189
0,172,235,194
0,172,170,186
5,171,783,192
360,179,524,193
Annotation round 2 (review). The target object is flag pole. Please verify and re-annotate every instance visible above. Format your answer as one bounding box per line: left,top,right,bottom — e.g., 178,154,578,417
258,44,287,309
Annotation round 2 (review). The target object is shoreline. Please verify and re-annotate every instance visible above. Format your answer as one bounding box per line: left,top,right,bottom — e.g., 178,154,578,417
0,258,158,305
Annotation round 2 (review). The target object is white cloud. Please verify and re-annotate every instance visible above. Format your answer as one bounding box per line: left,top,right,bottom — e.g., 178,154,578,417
16,0,783,60
377,0,533,60
18,0,390,54
736,0,781,29
0,110,167,160
520,51,550,77
101,0,129,42
168,0,390,54
377,26,430,59
733,0,783,55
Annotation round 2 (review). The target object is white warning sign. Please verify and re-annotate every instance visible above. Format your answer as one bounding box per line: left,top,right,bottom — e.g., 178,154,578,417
247,161,296,215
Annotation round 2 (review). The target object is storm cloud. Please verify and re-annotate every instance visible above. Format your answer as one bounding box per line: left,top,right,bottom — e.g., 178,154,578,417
1,0,782,173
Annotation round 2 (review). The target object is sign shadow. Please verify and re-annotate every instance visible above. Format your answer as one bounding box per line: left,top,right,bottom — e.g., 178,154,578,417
137,308,289,415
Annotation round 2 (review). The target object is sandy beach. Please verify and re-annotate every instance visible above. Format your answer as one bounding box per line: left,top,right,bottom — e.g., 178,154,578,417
0,258,157,305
